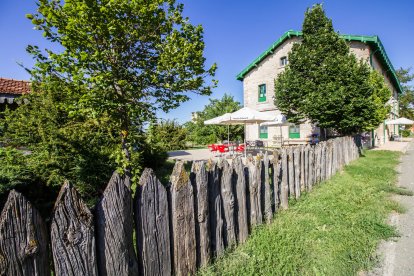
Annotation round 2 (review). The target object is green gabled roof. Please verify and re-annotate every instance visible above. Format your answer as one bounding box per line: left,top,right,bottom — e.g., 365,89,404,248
236,30,403,94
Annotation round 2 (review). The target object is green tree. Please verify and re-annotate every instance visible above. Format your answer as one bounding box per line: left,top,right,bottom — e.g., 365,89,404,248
1,0,216,203
185,94,243,145
147,119,187,151
396,67,414,119
274,4,391,135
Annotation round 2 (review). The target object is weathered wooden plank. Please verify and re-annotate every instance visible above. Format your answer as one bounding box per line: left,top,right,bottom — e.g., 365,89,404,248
280,149,289,209
191,161,211,268
272,150,281,212
294,147,301,199
256,155,264,225
135,169,171,276
321,142,326,182
219,159,237,247
300,145,305,192
308,146,314,191
288,147,295,198
51,181,97,276
247,157,262,226
263,152,273,223
0,190,49,276
170,161,197,276
232,156,249,244
304,145,309,191
96,172,138,276
207,161,224,256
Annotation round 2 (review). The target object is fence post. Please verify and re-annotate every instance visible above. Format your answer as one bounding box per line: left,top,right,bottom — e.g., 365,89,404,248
191,161,211,268
272,150,281,212
263,152,273,223
308,146,314,191
232,156,249,244
170,161,197,276
96,172,138,276
304,145,309,190
51,181,98,276
247,157,262,225
294,147,301,199
287,147,295,198
219,159,237,247
207,161,224,256
300,145,305,192
0,190,49,276
280,149,289,209
135,169,171,276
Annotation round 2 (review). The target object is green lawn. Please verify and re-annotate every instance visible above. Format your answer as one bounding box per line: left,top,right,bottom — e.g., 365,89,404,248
199,150,406,276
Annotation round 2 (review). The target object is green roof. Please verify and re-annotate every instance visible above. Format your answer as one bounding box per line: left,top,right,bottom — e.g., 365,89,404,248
236,30,403,94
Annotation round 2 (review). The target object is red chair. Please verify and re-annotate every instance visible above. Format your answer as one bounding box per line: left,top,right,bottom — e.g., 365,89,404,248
217,145,229,154
235,144,245,153
208,144,218,153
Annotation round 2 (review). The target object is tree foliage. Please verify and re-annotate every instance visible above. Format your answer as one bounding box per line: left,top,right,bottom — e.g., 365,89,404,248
185,94,243,144
147,119,187,151
0,0,216,203
396,67,414,119
274,4,391,135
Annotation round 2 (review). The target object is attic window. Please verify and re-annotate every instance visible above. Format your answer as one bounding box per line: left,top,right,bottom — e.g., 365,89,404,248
280,56,288,66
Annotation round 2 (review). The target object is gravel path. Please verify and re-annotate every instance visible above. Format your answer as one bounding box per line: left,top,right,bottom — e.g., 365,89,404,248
366,140,414,276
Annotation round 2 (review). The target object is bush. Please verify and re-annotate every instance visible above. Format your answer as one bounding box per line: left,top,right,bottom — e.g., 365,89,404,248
401,129,411,137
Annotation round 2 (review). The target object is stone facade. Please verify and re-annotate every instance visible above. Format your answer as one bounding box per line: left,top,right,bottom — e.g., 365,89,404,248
242,36,399,146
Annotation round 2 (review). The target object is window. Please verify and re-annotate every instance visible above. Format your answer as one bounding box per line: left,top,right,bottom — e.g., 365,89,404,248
258,84,266,102
289,125,300,139
280,56,288,66
259,125,268,139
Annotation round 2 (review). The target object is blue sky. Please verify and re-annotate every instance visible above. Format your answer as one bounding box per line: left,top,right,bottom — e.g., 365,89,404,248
1,1,413,123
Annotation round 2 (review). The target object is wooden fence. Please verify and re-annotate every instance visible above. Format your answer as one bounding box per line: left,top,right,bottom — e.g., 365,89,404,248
0,136,360,276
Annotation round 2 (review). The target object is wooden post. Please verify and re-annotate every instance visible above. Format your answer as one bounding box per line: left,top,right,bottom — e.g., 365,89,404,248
135,169,171,276
232,156,249,244
321,142,326,182
170,161,196,276
51,181,98,276
96,172,138,276
219,159,237,247
300,145,305,192
0,190,49,276
207,161,224,256
263,152,273,223
294,147,301,199
272,150,281,212
304,145,309,191
288,147,295,198
308,146,314,191
191,161,211,268
280,149,289,209
247,157,262,226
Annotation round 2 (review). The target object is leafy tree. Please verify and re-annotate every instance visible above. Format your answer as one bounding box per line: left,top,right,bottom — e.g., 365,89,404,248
185,94,243,144
1,0,216,203
274,4,391,135
147,119,187,151
396,67,414,119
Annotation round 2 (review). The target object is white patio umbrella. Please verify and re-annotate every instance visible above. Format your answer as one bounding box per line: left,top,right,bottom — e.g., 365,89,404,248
385,117,414,125
204,113,233,144
204,107,275,157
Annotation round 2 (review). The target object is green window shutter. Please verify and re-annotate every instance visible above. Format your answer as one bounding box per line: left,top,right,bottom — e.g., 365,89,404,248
259,125,268,139
258,84,266,102
289,125,300,139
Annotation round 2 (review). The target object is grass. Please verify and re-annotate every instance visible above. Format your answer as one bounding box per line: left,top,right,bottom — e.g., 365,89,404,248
199,150,405,276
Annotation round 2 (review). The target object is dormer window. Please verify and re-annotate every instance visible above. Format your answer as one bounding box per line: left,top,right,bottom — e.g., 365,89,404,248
280,56,288,66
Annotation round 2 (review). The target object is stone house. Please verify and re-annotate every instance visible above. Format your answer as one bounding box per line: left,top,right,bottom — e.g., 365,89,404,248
0,78,31,114
237,30,402,147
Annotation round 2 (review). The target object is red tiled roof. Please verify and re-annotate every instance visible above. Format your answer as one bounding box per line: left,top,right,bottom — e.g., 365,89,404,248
0,78,31,95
